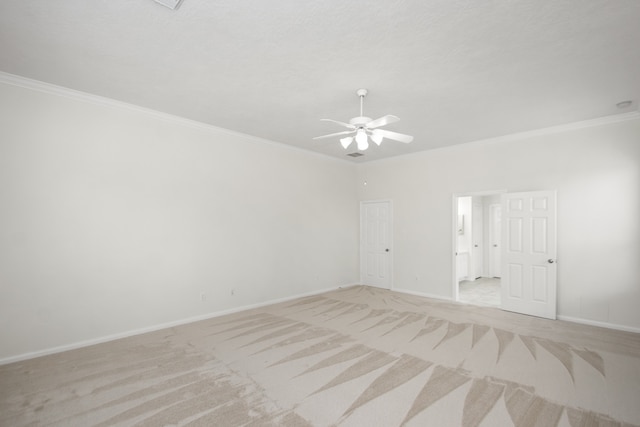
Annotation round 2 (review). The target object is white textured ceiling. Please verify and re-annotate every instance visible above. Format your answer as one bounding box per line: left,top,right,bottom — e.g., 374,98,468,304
1,0,638,162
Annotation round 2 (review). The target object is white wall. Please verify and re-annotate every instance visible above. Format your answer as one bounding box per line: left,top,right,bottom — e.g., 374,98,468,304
357,116,640,331
0,81,359,361
1,77,639,363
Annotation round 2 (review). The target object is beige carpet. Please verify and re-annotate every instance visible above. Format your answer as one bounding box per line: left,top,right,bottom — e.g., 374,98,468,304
1,285,640,426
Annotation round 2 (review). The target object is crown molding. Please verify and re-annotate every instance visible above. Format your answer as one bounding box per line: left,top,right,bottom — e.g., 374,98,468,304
0,71,353,165
2,71,637,166
460,111,640,147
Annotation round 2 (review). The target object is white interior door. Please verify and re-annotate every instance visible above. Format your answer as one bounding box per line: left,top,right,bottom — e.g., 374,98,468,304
501,191,557,319
489,204,502,277
360,200,392,289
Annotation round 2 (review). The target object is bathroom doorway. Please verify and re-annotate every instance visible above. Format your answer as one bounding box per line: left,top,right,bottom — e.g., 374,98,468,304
454,192,503,307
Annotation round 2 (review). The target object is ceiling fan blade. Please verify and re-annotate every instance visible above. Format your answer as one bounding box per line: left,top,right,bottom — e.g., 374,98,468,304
320,119,356,129
366,115,400,129
375,129,414,143
312,130,355,140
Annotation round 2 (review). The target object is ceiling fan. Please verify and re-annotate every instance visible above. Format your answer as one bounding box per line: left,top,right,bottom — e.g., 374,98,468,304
313,89,413,151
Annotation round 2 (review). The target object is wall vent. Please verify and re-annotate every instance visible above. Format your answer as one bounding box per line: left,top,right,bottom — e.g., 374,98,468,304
347,152,364,157
153,0,184,10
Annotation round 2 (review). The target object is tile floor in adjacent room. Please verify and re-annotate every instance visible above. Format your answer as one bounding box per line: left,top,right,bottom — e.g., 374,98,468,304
458,276,501,307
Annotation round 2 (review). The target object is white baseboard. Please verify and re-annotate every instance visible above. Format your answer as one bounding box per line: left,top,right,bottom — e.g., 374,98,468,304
5,285,636,366
392,287,454,302
394,288,640,334
557,315,640,334
0,284,347,366
337,283,360,289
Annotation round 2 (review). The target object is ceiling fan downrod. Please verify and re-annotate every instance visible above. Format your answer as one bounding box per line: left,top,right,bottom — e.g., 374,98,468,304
357,88,368,118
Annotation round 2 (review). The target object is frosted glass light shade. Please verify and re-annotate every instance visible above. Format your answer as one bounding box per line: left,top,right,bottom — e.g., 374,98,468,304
355,129,368,150
371,131,383,145
340,137,353,149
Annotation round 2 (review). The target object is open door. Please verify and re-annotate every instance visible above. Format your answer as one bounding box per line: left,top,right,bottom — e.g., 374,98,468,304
501,191,557,319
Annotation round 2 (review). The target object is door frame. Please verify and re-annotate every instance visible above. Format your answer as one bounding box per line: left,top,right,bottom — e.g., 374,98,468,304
471,200,484,280
488,203,502,278
452,190,506,302
360,199,393,289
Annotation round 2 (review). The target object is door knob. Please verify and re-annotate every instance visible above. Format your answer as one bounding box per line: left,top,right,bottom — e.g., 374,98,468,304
385,248,389,252
493,244,498,247
547,259,555,264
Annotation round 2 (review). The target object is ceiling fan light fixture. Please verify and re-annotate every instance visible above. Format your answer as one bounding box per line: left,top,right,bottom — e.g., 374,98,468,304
371,131,383,146
355,129,369,150
340,136,353,149
312,89,413,151
357,138,369,151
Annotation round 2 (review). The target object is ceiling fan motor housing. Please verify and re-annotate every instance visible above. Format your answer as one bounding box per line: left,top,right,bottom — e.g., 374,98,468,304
349,116,372,126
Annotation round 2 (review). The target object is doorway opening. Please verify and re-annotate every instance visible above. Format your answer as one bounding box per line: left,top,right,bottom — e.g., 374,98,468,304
453,192,504,307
